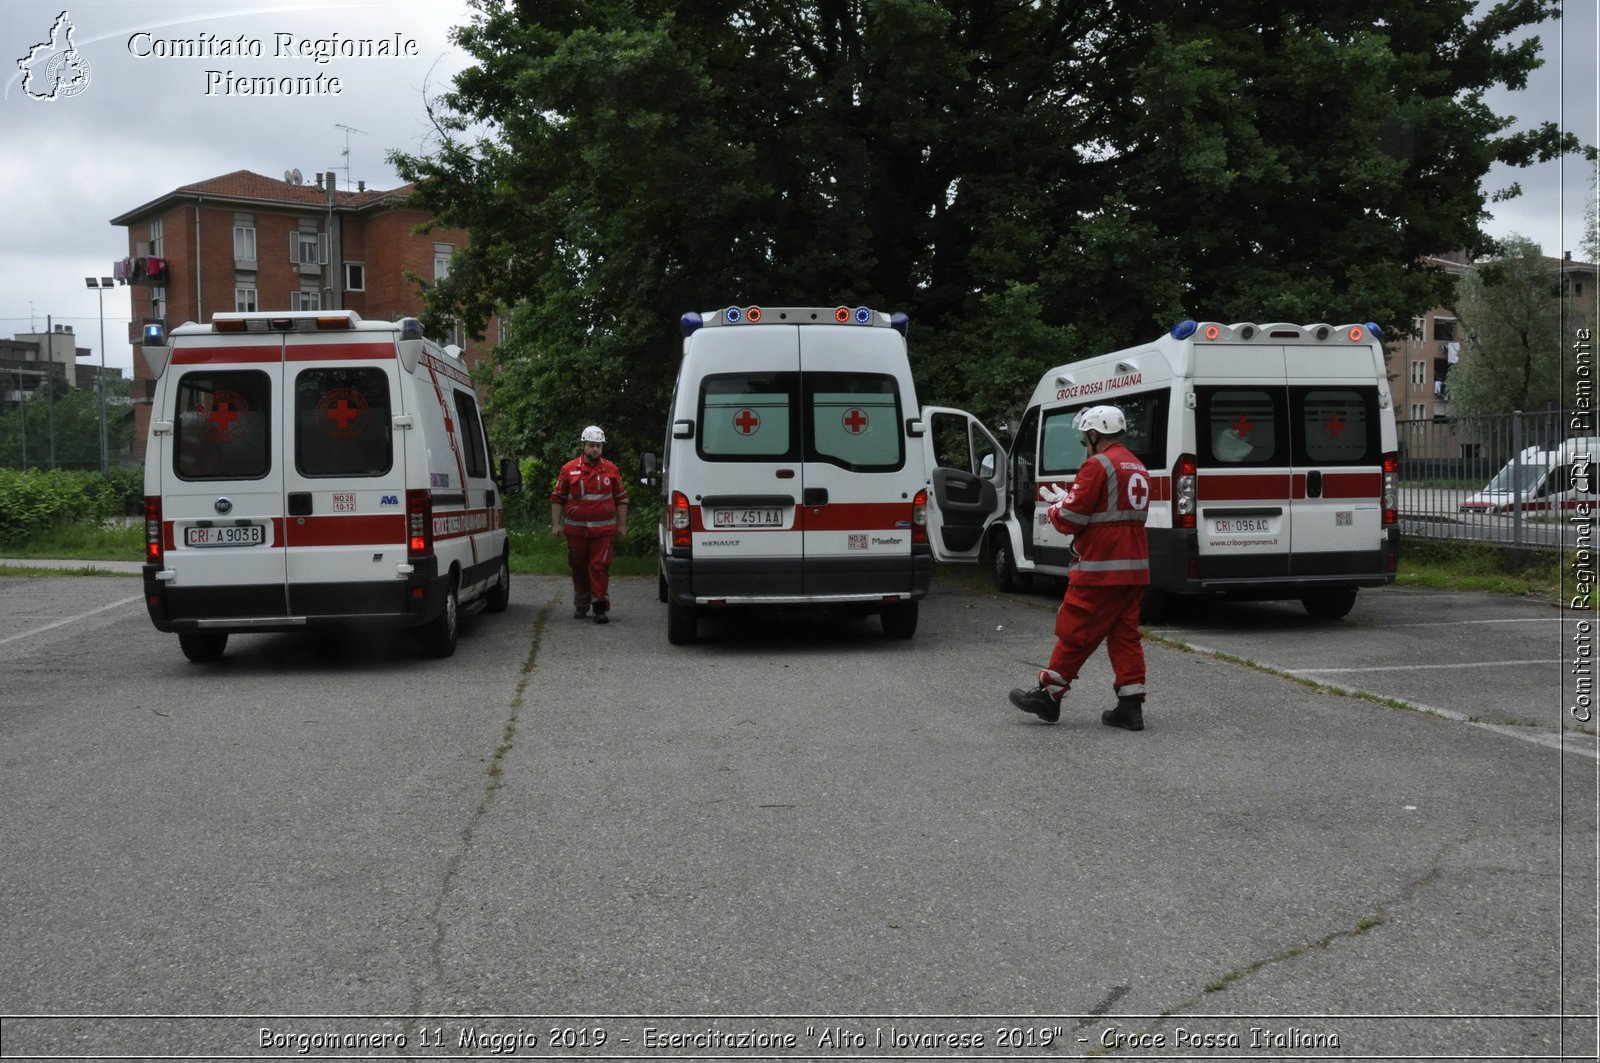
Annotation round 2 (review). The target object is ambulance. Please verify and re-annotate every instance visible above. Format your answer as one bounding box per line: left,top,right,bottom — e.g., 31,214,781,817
928,320,1402,621
1458,437,1599,515
139,310,521,662
644,305,999,645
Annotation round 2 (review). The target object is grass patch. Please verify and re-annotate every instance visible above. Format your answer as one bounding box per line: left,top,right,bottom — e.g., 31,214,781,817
1397,537,1564,602
2,520,143,562
508,527,658,577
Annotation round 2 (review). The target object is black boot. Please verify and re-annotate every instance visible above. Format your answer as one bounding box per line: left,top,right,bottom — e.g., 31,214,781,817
592,600,609,624
1009,686,1061,724
1101,696,1144,731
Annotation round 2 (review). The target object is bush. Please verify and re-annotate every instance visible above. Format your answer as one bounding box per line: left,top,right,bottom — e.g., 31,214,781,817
0,468,142,545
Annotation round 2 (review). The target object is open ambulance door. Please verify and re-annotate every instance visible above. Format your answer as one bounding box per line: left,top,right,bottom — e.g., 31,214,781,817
919,406,1007,562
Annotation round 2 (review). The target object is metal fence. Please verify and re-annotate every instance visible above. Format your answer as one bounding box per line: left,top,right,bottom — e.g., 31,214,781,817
1399,409,1590,551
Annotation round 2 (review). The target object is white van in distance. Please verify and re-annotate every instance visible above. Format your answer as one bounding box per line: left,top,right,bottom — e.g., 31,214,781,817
1458,437,1599,515
140,310,520,661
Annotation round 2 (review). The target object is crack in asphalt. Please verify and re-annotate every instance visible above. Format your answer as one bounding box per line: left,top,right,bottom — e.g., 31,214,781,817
405,591,556,1030
1087,846,1461,1057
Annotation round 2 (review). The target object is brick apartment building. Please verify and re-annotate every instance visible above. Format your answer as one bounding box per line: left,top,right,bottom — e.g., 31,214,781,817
110,169,496,456
1393,251,1596,469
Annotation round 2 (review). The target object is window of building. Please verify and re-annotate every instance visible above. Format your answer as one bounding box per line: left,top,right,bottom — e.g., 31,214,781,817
235,288,258,313
1411,403,1427,421
150,286,165,320
149,218,164,258
1410,360,1426,385
343,263,365,291
434,243,453,279
233,225,256,261
292,231,327,266
291,289,322,311
1433,317,1457,342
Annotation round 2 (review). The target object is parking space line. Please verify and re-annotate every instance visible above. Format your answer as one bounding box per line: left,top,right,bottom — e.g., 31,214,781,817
1379,617,1562,627
0,595,143,647
1292,659,1559,675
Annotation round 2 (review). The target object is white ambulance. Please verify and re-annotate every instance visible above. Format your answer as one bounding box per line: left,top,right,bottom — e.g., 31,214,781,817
643,305,1001,645
929,320,1401,620
140,310,521,661
1459,437,1599,515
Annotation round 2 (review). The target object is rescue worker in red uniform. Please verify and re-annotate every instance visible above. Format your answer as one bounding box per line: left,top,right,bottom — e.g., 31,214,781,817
551,425,629,624
1010,405,1151,730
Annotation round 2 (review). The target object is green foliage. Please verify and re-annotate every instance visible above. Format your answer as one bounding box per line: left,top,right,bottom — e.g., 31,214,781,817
1448,235,1572,415
1397,536,1562,601
393,0,1584,463
0,381,135,470
0,468,140,545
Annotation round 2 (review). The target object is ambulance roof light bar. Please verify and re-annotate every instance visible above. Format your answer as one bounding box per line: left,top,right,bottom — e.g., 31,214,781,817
212,310,359,334
1171,319,1384,343
682,307,911,337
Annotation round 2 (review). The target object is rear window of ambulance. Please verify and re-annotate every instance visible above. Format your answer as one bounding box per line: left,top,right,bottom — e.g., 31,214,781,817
173,370,272,481
699,373,798,460
294,367,394,477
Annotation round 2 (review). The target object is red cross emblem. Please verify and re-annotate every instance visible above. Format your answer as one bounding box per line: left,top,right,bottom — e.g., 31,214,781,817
1127,472,1151,511
733,409,760,435
200,390,248,441
1324,412,1347,438
1231,414,1254,438
317,387,369,439
842,408,869,434
326,399,359,430
209,401,239,434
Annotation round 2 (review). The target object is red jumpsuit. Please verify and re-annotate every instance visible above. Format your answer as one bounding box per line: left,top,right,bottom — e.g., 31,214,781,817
552,455,629,609
1038,441,1151,703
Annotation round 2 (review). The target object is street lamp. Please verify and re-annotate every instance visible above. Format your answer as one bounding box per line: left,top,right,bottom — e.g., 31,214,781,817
85,276,113,472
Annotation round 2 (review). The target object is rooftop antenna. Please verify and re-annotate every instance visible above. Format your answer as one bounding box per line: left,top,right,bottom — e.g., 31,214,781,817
335,124,367,191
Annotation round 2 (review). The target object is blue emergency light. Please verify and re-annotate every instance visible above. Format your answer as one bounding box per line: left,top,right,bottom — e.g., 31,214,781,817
142,322,166,346
1170,319,1199,340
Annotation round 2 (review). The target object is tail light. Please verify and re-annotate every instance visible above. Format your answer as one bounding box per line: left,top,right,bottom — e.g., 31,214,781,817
670,491,692,549
1382,452,1399,525
144,495,163,566
911,488,928,545
407,489,433,559
1174,454,1197,529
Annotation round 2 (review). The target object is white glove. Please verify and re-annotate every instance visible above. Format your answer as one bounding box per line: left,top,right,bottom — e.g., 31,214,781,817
1039,483,1067,505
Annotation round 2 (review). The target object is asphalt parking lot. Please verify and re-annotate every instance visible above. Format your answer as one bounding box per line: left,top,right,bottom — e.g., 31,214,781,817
1140,584,1591,747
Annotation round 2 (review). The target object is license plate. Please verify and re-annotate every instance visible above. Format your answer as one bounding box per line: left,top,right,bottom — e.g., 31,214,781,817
712,508,784,529
1213,517,1273,534
185,523,266,547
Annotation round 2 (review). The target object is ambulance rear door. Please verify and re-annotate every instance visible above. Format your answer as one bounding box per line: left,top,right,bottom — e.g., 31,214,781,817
920,407,1006,561
686,322,805,597
797,323,917,592
1286,338,1386,574
155,330,291,617
280,328,409,616
1193,342,1294,578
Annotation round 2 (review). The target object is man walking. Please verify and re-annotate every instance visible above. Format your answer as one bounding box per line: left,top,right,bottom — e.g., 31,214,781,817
551,425,629,624
1009,405,1152,730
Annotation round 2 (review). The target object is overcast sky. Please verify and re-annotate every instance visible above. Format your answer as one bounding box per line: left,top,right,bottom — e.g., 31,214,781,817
1,1,1595,378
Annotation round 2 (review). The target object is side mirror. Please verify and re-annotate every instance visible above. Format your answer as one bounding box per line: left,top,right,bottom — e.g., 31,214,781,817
640,451,659,489
499,458,524,497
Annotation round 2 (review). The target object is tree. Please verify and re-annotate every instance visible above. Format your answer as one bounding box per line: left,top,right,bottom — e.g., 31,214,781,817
391,1,1583,466
1448,235,1570,416
0,376,134,470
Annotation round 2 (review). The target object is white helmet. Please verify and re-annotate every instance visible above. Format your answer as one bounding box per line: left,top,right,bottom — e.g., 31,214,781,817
580,425,606,443
1072,405,1126,435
